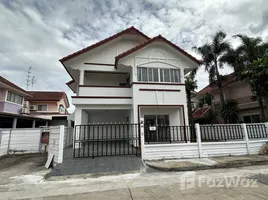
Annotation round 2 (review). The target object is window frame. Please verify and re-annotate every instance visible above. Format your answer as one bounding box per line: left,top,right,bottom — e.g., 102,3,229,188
243,114,261,123
6,91,24,105
137,67,180,83
37,104,48,112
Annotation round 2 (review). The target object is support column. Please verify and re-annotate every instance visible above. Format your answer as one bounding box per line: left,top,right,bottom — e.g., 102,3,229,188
140,118,145,160
12,117,17,129
74,107,82,149
195,123,203,158
32,120,36,128
78,69,84,96
79,69,84,85
242,123,251,155
45,121,48,127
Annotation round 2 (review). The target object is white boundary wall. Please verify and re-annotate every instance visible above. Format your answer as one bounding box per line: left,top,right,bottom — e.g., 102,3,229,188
0,128,42,156
141,122,268,160
48,125,64,164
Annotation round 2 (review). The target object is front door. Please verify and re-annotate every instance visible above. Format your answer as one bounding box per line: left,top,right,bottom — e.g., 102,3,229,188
144,115,170,143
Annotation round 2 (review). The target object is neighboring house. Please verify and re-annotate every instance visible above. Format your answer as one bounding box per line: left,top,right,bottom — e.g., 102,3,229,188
24,91,72,127
60,26,200,132
0,76,47,128
193,73,268,123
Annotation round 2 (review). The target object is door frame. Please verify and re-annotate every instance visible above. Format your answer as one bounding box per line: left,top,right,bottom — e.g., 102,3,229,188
137,104,186,146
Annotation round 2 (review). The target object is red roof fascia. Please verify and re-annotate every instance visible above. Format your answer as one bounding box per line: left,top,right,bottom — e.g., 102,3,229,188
66,80,75,86
25,91,70,108
193,107,211,119
25,91,64,101
59,26,150,62
115,35,201,67
0,76,27,94
66,80,75,93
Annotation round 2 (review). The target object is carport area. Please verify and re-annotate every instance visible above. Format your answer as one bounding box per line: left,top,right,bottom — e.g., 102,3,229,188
49,146,144,176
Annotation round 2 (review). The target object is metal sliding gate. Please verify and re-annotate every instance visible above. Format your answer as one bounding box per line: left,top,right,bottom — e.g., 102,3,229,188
73,123,140,158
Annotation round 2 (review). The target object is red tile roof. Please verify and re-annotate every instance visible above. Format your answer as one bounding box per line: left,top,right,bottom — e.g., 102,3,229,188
115,35,201,66
195,73,237,97
59,26,150,62
25,91,70,107
193,107,211,119
0,76,27,94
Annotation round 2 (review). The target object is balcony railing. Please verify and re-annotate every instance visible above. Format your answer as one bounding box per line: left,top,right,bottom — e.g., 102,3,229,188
79,85,131,97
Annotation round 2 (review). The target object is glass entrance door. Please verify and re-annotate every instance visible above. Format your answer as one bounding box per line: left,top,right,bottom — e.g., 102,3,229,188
144,115,170,143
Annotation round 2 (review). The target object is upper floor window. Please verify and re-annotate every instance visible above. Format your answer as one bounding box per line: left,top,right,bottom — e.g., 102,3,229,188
137,67,180,83
37,105,48,111
6,91,23,105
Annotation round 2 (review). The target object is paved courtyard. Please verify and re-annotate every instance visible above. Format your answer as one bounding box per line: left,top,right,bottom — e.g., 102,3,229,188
49,146,144,176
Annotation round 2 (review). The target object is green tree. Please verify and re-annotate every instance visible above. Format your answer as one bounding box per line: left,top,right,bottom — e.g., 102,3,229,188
221,100,239,123
193,31,231,108
185,75,197,126
224,35,268,121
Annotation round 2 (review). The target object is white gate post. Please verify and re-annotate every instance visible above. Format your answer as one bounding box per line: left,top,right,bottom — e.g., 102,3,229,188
264,123,268,138
140,118,145,160
195,123,203,158
58,125,65,163
242,123,251,155
7,129,12,155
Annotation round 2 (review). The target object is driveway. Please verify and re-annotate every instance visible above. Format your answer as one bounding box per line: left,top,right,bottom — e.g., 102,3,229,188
49,146,145,176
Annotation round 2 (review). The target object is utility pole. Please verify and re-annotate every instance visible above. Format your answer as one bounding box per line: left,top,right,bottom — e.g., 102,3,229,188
26,66,32,90
31,76,36,90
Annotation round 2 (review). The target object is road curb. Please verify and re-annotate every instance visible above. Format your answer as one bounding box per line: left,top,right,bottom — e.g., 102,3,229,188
146,160,268,172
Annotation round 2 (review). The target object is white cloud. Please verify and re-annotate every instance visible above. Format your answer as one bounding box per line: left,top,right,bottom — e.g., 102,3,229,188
0,0,267,112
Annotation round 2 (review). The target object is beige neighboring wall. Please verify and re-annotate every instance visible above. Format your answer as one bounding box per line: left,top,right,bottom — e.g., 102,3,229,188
29,101,58,112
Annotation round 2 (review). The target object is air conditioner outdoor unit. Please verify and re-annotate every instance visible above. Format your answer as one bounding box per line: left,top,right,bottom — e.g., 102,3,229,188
29,105,37,110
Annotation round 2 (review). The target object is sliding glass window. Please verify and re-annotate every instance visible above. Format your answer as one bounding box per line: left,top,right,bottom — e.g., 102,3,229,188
138,67,180,83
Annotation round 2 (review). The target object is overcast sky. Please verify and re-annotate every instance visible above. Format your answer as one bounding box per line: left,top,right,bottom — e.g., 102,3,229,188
1,0,267,112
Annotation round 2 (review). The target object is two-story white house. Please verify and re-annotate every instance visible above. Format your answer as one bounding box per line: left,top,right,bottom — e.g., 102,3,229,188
60,27,200,152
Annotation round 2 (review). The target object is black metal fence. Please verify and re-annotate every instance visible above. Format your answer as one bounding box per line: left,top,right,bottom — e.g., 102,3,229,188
200,124,244,141
246,124,268,139
144,124,196,144
74,123,139,158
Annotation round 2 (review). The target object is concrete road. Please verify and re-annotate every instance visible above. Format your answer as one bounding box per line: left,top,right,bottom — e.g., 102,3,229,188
1,164,268,199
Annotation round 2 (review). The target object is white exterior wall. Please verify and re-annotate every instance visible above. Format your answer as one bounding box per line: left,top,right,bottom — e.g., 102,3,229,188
79,87,131,97
64,38,141,67
64,36,198,126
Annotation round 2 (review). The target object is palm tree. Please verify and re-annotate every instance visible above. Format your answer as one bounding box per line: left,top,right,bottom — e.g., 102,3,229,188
185,75,197,126
221,100,239,123
224,35,268,121
193,31,231,108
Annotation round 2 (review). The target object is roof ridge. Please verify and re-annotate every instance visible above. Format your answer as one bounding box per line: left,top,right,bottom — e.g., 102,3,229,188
60,26,150,62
